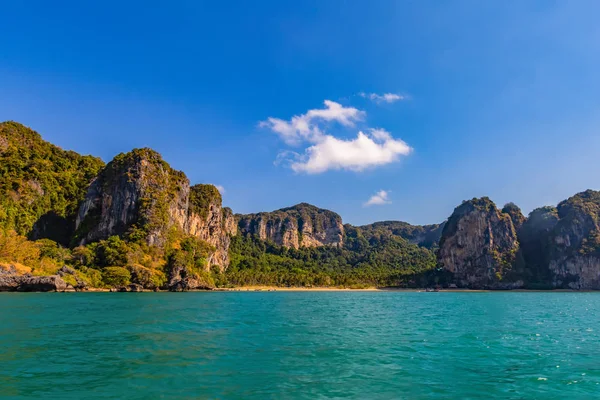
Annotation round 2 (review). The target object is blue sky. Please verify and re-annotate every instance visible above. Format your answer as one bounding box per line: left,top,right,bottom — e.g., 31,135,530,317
2,1,600,225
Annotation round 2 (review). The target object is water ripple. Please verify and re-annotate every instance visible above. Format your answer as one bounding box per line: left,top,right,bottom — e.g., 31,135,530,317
1,292,600,399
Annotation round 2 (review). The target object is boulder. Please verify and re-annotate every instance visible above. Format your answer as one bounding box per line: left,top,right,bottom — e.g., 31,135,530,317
128,283,144,292
17,275,67,292
169,277,213,292
0,266,23,291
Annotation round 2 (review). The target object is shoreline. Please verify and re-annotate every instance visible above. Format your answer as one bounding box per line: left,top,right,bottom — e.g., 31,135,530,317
4,286,595,293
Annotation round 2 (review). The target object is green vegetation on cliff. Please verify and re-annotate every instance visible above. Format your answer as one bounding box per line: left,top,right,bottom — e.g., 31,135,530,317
4,121,600,290
189,184,222,219
355,220,445,250
227,226,437,287
73,147,188,246
0,121,104,243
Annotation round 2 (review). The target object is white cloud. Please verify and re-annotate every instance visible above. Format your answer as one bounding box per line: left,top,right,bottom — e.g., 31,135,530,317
259,100,364,145
359,92,405,104
289,131,411,174
369,128,392,141
261,99,412,174
364,190,392,207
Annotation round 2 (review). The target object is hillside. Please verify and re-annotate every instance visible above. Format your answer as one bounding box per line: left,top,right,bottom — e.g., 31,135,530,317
3,121,600,291
0,121,104,244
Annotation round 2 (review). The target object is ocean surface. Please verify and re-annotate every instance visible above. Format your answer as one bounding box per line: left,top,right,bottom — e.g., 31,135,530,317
1,292,599,399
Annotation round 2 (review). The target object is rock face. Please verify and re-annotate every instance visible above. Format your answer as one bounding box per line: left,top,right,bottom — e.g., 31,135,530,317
517,206,559,286
17,275,68,292
541,190,600,289
117,283,144,292
0,267,23,291
74,148,189,247
0,267,67,292
438,197,520,288
186,185,237,268
75,149,235,269
237,203,344,249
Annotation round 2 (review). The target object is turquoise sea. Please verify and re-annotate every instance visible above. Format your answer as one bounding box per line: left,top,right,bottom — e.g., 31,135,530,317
1,292,599,399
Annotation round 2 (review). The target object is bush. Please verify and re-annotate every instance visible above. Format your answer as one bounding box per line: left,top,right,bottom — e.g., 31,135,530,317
96,236,131,267
36,238,71,262
128,264,166,289
102,266,131,287
77,267,103,288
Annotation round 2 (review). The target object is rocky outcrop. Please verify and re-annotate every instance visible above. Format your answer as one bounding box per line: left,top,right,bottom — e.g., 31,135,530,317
167,255,215,291
517,206,559,286
74,148,189,247
168,277,214,291
542,190,600,289
0,267,23,291
0,267,67,292
116,283,144,292
17,275,68,292
438,197,520,288
237,203,344,249
75,149,234,269
428,191,600,290
186,185,237,269
57,265,88,290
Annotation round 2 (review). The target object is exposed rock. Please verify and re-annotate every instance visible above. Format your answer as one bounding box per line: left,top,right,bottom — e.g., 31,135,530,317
17,275,67,292
57,265,88,290
438,197,520,288
237,203,344,249
185,185,236,270
517,206,559,286
117,283,144,292
0,266,22,291
57,265,77,276
1,266,68,292
169,278,214,291
74,148,189,247
75,149,234,269
129,283,144,292
543,190,600,289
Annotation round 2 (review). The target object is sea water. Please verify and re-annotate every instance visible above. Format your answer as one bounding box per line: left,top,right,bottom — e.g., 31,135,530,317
1,292,599,399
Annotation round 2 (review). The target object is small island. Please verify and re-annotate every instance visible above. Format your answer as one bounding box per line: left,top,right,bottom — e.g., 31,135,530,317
1,121,599,292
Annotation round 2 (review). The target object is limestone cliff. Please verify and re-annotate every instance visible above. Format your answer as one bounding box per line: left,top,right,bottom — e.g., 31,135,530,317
237,203,344,249
74,148,189,247
74,149,234,268
437,197,521,288
541,190,600,289
517,206,559,286
186,184,236,269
